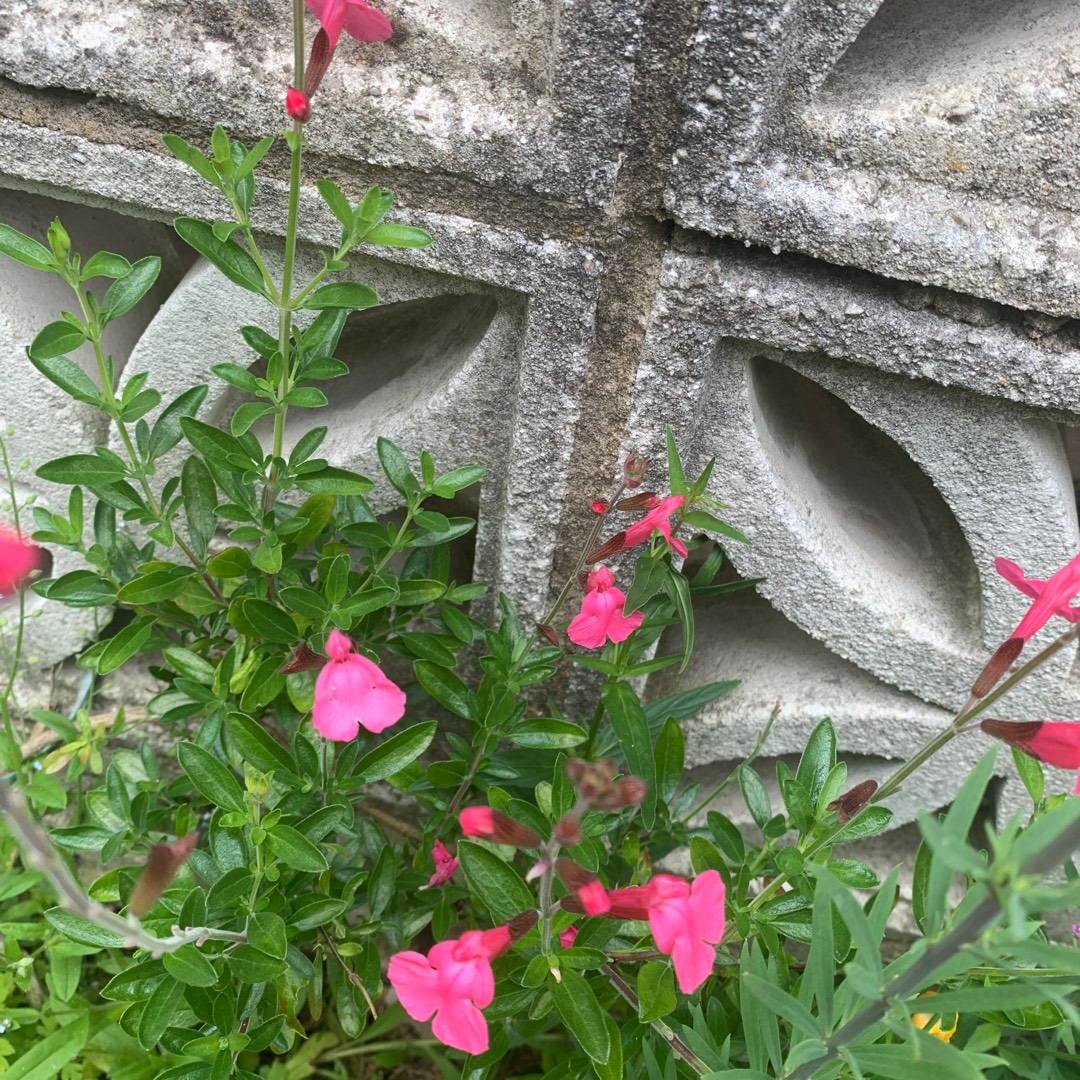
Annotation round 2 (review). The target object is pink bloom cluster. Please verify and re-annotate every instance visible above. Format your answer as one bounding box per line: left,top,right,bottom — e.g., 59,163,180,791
564,870,725,994
567,566,643,649
0,527,40,595
587,494,687,564
312,629,405,741
388,912,537,1055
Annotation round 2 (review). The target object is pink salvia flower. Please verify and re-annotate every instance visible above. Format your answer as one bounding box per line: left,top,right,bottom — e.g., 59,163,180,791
995,554,1080,642
305,0,392,47
388,914,536,1055
559,925,579,949
601,871,725,994
312,629,405,741
567,567,643,649
981,719,1080,794
623,495,688,558
0,526,41,595
423,840,459,889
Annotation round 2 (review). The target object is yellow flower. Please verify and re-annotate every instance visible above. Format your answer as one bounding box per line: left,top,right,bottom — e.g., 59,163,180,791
912,990,958,1042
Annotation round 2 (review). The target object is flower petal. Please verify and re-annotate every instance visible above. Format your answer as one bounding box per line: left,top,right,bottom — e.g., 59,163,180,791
388,951,442,1022
311,694,360,741
305,0,347,48
432,997,489,1055
342,0,393,41
688,870,726,944
670,934,716,995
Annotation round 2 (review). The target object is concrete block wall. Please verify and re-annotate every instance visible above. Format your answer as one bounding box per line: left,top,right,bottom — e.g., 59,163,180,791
1,0,1079,824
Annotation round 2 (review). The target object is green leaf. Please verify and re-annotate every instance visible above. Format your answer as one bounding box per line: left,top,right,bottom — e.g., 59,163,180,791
509,719,587,749
97,620,154,675
795,718,835,807
248,912,288,959
82,251,133,279
230,401,275,436
663,567,694,674
240,598,298,644
364,223,433,248
300,281,379,311
644,679,739,724
177,741,245,812
291,895,349,931
117,569,191,605
316,178,353,230
138,974,185,1049
457,840,535,923
37,569,116,607
294,465,373,496
227,945,288,983
181,455,217,559
623,552,669,612
28,320,87,360
832,805,893,843
2,1014,88,1080
27,354,101,405
163,944,219,987
180,415,257,469
415,660,474,719
665,427,687,496
742,973,824,1040
234,136,274,182
162,134,223,189
44,907,127,948
226,712,299,780
102,256,161,321
1011,745,1045,807
653,716,685,804
266,825,328,873
395,579,446,605
148,384,209,460
376,436,417,496
738,765,772,831
550,969,610,1063
174,217,267,296
601,682,657,828
825,858,879,888
637,960,677,1021
350,721,436,784
37,453,126,486
682,508,749,545
0,223,55,271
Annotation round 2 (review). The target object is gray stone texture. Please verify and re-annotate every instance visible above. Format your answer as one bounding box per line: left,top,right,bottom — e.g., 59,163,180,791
1,0,1079,829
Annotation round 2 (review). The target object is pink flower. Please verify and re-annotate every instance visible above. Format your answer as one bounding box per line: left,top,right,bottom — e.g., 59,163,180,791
995,554,1080,642
601,871,725,994
305,0,392,48
623,496,687,558
566,567,643,649
559,925,579,950
312,629,405,741
0,527,41,595
423,840,458,888
388,913,537,1055
586,495,687,563
459,806,542,847
981,719,1080,794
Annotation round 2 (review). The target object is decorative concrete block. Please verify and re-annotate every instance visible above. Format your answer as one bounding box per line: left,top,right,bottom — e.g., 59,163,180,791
668,0,1080,313
0,0,643,206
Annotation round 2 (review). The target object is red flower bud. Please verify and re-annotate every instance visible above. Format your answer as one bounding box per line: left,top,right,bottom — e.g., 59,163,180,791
622,452,649,488
553,815,582,846
536,623,561,648
617,777,649,807
459,807,542,848
129,830,201,917
591,499,609,514
616,492,660,511
285,87,311,122
586,532,628,565
971,636,1025,699
279,642,324,673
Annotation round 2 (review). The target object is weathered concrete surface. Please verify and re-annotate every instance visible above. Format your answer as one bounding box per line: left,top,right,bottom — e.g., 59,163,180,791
669,0,1080,314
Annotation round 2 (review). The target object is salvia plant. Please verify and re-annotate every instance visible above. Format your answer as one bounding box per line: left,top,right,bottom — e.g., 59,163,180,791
0,2,1079,1079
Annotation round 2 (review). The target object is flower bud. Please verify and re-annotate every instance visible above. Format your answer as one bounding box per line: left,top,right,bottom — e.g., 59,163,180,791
615,492,659,511
556,858,610,915
585,532,628,565
591,499,609,514
622,452,648,488
506,909,540,941
536,623,561,648
617,776,648,808
971,636,1024,698
826,779,878,824
286,87,311,121
553,815,582,846
459,807,542,848
129,830,201,917
279,642,324,673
